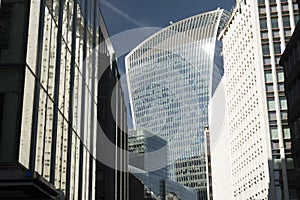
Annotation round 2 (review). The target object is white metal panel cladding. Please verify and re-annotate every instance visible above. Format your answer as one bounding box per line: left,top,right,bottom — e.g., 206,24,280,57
125,9,229,194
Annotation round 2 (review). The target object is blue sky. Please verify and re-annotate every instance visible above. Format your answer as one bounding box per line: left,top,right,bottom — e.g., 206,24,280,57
99,0,235,74
100,0,235,36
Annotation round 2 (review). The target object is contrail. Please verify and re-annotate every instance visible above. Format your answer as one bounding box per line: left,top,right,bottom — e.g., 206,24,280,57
102,0,148,27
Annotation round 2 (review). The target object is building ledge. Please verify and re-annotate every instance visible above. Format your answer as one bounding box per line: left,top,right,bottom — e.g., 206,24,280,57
0,163,63,199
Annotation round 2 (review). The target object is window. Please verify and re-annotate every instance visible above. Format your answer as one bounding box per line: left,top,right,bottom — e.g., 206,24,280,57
281,111,288,120
283,127,291,138
272,141,280,149
273,157,282,169
284,141,291,149
260,18,268,29
265,71,273,82
270,5,277,12
258,0,265,4
274,43,281,54
278,83,285,91
276,186,283,199
273,30,280,38
286,157,294,169
268,98,276,111
295,15,299,24
261,31,268,39
274,170,282,180
284,29,291,36
262,44,270,55
270,126,279,139
271,17,278,28
277,70,284,82
266,84,274,92
279,97,287,110
269,111,277,121
282,16,291,27
281,4,289,11
259,6,266,13
264,57,271,64
275,56,281,64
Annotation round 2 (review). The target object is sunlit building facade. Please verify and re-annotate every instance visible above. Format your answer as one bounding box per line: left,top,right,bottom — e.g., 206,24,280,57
209,0,299,199
125,9,229,199
0,0,128,199
257,0,298,199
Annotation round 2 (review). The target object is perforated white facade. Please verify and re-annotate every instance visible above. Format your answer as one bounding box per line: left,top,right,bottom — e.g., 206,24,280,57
208,78,234,200
210,0,299,199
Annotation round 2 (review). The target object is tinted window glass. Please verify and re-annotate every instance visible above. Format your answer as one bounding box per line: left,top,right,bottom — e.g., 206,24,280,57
0,2,26,63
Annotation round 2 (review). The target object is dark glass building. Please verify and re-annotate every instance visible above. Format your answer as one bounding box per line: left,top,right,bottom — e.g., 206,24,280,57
0,0,128,199
280,19,300,200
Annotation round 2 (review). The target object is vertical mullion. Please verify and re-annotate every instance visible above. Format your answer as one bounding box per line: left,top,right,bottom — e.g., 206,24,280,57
29,0,45,172
65,0,77,198
50,0,65,184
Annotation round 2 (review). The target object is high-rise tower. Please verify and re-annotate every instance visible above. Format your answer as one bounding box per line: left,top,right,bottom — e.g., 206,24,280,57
210,0,298,199
125,9,229,199
0,1,128,199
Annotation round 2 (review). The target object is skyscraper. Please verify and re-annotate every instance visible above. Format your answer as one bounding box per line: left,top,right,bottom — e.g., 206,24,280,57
125,9,229,199
280,16,300,199
0,0,128,199
209,0,298,199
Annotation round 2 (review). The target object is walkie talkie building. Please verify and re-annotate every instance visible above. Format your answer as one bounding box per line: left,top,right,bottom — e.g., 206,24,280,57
125,9,229,199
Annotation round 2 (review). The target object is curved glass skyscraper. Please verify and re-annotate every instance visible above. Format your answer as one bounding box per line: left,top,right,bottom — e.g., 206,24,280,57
125,9,229,199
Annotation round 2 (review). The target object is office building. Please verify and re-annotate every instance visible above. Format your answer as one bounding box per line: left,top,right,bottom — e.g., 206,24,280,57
125,9,229,199
280,19,300,199
0,0,128,199
208,78,234,200
96,52,129,199
257,2,298,198
128,129,167,196
160,179,198,200
128,129,197,199
209,0,298,199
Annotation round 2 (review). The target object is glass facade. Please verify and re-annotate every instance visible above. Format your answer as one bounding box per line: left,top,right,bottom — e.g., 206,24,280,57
128,129,168,197
0,0,128,199
126,9,229,199
280,9,300,198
